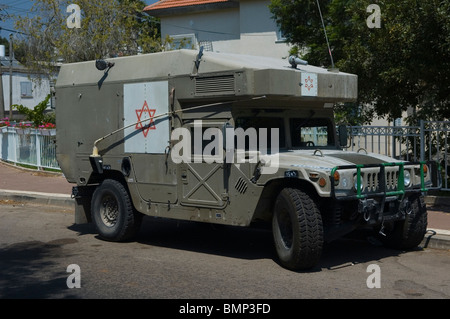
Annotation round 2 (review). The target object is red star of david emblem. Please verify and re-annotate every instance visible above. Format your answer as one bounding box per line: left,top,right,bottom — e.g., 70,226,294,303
135,100,156,137
305,76,314,91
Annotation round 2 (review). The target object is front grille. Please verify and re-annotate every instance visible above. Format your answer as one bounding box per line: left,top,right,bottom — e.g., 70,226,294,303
364,168,399,192
386,170,399,190
366,172,379,191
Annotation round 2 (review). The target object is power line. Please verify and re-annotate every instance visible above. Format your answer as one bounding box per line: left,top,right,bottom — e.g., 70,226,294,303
0,26,28,35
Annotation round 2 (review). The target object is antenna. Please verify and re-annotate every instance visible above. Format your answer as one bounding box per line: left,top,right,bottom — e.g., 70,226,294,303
316,0,335,69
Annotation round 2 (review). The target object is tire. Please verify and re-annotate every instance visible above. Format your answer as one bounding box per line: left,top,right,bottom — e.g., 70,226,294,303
380,195,427,250
272,188,323,270
91,179,143,242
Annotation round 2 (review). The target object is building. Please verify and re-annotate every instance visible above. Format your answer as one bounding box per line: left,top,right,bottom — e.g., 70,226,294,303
0,45,51,119
144,0,414,159
144,0,292,59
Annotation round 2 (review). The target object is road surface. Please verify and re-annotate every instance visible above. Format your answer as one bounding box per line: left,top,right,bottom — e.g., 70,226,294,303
0,201,449,303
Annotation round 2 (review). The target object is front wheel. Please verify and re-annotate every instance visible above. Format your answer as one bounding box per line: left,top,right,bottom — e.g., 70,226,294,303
379,195,427,250
272,188,323,270
91,179,143,242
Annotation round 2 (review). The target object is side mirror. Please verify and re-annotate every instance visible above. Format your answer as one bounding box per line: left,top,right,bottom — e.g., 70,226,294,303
95,59,115,71
338,125,349,148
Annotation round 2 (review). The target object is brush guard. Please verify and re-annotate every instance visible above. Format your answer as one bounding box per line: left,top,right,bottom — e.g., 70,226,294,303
329,161,441,225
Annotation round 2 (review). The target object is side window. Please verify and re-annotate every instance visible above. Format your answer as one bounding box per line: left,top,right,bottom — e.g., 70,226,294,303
235,117,285,151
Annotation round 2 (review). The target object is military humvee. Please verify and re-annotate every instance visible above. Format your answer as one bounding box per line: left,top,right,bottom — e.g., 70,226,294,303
55,49,439,270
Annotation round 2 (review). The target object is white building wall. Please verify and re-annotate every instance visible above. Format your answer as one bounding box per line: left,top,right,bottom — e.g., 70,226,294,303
162,8,240,45
159,0,291,59
1,73,50,111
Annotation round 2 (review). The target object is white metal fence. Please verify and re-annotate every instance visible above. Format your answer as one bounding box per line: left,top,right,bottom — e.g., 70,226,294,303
346,120,450,191
1,120,448,190
0,127,59,170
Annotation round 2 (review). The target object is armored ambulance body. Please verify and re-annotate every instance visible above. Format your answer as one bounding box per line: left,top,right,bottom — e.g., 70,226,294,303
56,50,438,270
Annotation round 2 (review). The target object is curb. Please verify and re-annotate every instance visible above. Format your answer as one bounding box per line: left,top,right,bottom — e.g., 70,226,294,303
0,160,63,177
421,229,450,250
424,195,450,208
0,189,74,209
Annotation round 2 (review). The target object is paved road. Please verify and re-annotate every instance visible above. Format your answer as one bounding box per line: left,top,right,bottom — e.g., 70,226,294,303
1,202,449,302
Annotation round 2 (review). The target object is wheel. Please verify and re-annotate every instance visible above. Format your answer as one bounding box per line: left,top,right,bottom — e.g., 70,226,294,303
379,195,427,250
272,188,323,270
91,179,143,241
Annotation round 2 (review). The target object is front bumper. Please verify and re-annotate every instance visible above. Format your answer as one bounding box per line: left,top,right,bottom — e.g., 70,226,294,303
329,161,441,201
328,161,441,225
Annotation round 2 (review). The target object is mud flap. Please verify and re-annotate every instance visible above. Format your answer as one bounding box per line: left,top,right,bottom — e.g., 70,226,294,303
72,186,95,224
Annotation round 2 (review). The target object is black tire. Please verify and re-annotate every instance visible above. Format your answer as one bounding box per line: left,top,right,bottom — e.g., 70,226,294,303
272,188,323,270
91,179,143,242
380,195,427,250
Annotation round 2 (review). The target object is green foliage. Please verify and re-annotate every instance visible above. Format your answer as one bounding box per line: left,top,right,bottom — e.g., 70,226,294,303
13,0,162,78
12,94,52,127
270,0,450,123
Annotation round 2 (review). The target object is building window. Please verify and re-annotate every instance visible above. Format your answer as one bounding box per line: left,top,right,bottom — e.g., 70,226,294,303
20,82,33,98
276,28,287,43
166,34,197,50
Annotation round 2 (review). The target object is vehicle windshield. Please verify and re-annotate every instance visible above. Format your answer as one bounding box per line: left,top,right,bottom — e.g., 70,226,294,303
290,118,335,148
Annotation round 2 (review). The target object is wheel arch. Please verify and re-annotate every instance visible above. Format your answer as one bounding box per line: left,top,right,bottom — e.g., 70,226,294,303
252,177,320,223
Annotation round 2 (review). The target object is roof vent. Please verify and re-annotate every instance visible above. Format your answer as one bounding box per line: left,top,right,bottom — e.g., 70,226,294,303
195,75,235,96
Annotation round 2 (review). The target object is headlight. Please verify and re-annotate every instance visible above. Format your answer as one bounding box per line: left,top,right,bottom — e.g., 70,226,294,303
404,170,411,187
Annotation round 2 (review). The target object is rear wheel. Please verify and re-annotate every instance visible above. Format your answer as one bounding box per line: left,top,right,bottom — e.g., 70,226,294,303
272,188,323,270
379,195,427,250
91,179,143,241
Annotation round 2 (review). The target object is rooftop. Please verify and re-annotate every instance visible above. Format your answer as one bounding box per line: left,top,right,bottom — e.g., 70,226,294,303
0,56,22,68
143,0,238,16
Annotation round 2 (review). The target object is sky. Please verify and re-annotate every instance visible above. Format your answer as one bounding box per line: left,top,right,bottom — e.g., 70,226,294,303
0,0,158,39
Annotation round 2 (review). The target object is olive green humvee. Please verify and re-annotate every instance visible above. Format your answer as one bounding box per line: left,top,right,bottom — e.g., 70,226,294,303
55,50,439,270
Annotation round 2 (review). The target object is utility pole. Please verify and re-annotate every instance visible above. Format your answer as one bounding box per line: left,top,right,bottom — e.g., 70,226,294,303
0,61,4,119
0,6,6,119
9,33,12,120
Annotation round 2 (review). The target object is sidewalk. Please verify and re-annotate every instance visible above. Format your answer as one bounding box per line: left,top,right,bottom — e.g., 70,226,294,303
0,161,73,208
0,160,449,249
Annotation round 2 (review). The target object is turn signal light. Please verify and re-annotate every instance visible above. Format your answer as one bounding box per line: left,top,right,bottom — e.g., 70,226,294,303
333,171,340,186
319,177,327,188
423,164,428,177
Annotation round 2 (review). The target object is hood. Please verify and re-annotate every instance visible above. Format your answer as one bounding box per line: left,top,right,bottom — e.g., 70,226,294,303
276,150,400,171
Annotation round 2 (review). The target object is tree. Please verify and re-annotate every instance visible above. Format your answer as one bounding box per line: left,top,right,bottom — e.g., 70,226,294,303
13,0,161,78
13,94,52,127
269,0,450,123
